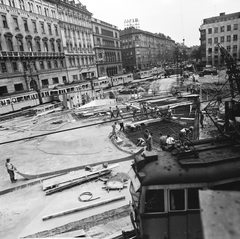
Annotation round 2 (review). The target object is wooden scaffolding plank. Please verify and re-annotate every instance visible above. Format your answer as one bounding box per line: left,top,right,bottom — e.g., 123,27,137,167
42,195,126,221
45,170,111,195
42,163,119,191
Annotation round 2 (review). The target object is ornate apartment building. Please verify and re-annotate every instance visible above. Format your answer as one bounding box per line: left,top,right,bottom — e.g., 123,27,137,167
92,17,122,77
0,0,65,96
57,0,97,82
199,12,240,66
120,27,175,73
0,0,96,97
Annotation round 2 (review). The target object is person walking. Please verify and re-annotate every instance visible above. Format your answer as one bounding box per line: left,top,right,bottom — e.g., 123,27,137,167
115,106,122,118
109,107,115,119
109,122,118,139
5,158,17,183
119,116,125,132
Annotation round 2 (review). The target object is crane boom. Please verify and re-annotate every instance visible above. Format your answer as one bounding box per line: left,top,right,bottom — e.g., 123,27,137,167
217,43,240,96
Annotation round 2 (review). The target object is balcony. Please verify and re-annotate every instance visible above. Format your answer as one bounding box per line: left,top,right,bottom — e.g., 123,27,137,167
0,50,65,60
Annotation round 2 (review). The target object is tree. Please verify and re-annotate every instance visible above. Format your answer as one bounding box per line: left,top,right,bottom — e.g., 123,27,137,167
191,46,202,62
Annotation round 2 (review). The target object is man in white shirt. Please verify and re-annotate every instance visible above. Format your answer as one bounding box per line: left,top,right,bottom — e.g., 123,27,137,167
166,135,175,151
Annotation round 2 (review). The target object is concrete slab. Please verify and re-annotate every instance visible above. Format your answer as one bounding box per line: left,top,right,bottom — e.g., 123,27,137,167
18,161,132,238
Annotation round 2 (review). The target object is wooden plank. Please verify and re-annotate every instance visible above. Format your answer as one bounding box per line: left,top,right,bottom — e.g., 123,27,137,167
42,163,119,191
42,195,126,221
49,229,85,238
45,170,111,195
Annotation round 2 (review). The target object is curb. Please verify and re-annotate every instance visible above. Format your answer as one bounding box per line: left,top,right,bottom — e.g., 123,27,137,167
0,152,141,196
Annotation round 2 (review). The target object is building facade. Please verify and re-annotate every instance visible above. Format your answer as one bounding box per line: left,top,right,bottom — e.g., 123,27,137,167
56,0,97,82
199,12,240,66
0,0,65,97
92,17,122,77
120,27,175,73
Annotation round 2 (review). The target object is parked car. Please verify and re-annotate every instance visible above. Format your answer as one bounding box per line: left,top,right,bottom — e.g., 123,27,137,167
199,68,218,77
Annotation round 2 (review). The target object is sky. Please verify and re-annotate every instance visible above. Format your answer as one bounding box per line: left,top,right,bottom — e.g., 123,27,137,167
81,0,240,47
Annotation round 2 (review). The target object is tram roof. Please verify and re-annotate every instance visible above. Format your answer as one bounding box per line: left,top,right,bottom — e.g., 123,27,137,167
134,137,240,186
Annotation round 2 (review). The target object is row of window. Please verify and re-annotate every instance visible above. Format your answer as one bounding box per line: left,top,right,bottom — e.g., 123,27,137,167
1,14,59,36
0,59,65,73
1,36,61,53
68,57,94,68
208,45,238,53
208,23,238,34
95,26,119,38
64,28,91,41
1,0,56,18
65,42,92,53
144,188,200,213
96,38,120,48
207,34,238,44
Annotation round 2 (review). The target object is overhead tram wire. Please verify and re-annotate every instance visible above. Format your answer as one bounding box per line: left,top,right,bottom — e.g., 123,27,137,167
0,94,234,146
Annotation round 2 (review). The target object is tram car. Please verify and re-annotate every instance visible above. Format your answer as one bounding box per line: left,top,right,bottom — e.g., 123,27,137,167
0,91,40,115
129,136,240,239
92,73,134,90
136,68,163,79
0,73,134,115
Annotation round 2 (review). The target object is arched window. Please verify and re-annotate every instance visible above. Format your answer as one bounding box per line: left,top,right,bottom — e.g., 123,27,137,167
27,40,32,51
7,38,14,51
51,42,55,52
70,43,73,52
57,42,61,52
66,43,69,52
44,42,48,52
36,41,41,52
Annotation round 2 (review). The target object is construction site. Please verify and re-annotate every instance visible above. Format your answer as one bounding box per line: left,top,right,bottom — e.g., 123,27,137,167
1,48,240,239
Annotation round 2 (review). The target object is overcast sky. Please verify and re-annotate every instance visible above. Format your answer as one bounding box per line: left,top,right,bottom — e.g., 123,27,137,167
81,0,240,47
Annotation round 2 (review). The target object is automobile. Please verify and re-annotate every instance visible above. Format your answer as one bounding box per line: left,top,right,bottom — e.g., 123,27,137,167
199,68,218,77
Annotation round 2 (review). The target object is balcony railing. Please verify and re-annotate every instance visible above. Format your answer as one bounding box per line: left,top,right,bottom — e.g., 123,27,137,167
0,50,65,59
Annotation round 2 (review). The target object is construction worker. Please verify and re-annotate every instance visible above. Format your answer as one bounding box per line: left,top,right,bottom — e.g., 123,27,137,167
119,116,125,132
159,132,167,150
5,158,17,183
167,106,173,118
146,132,153,151
115,106,122,118
109,107,115,119
166,135,175,151
136,137,145,147
109,122,118,140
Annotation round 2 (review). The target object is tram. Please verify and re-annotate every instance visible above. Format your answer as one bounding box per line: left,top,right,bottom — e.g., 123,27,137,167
129,136,240,239
0,73,134,115
136,68,163,79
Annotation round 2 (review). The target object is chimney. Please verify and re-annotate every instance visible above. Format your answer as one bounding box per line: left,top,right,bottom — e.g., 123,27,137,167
219,12,225,16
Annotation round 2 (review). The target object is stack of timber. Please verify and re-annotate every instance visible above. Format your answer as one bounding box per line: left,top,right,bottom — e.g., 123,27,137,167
42,163,119,195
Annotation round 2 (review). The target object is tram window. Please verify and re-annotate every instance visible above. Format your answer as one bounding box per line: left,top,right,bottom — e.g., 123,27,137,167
1,100,6,106
169,189,185,211
188,188,200,210
145,189,165,213
17,97,23,102
6,99,10,105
